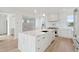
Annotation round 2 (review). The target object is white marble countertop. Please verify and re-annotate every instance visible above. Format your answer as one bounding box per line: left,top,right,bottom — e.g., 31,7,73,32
20,29,55,36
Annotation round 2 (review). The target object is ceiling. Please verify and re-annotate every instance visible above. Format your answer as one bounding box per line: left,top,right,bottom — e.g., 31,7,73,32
0,7,77,17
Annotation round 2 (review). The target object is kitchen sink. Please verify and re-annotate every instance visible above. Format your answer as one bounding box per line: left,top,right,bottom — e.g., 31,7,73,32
41,30,48,32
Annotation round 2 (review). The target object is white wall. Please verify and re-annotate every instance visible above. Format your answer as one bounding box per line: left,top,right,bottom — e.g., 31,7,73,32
0,14,8,35
36,16,48,29
7,14,22,38
14,15,23,38
35,17,42,29
56,19,68,28
8,15,15,35
56,13,68,28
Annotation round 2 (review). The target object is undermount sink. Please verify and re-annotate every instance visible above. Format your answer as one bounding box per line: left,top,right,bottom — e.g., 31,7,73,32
41,30,48,32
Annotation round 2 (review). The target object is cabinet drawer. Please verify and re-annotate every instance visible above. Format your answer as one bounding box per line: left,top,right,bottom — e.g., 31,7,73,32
36,35,46,41
36,36,46,46
36,42,47,52
36,35,47,52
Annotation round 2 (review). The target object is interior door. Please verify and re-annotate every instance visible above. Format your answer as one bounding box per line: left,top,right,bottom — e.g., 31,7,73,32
0,14,7,35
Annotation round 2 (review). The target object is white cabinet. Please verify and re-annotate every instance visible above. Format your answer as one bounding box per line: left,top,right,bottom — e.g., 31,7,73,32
58,28,73,38
36,34,48,52
47,21,57,28
18,30,55,52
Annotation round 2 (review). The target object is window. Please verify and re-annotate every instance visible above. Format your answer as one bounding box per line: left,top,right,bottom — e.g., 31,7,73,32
67,15,74,27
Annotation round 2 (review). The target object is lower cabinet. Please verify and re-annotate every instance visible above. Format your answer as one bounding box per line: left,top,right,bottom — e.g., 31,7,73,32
36,34,50,52
18,30,55,52
58,28,73,38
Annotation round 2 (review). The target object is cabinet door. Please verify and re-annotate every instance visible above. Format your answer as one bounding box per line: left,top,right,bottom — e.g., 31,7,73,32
45,32,51,46
58,29,65,37
22,35,30,52
27,36,36,52
58,28,73,38
18,33,25,51
46,31,55,48
50,31,55,41
36,35,47,52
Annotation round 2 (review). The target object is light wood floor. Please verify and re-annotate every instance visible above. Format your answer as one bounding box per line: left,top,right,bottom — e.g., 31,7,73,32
46,37,75,52
0,37,75,52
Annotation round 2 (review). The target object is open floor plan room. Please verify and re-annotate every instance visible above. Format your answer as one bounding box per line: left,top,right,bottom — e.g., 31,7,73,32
0,37,75,52
0,7,79,52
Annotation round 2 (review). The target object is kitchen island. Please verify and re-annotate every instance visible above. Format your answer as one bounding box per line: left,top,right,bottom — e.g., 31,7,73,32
18,29,55,52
